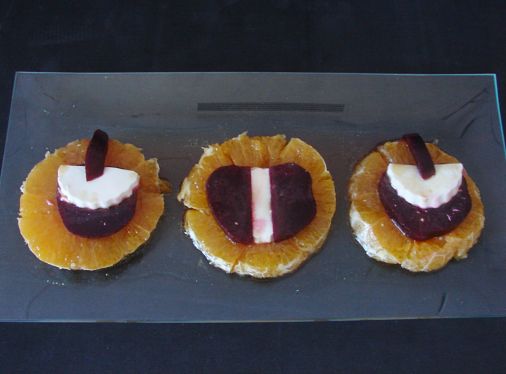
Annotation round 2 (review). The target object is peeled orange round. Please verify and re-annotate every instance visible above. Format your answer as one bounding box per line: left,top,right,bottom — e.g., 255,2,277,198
349,140,484,272
19,138,167,270
178,133,336,278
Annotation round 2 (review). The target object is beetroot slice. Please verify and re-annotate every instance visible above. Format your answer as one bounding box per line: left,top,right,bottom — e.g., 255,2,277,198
402,133,435,179
378,173,471,240
57,189,137,238
270,163,316,242
206,165,253,244
85,129,109,181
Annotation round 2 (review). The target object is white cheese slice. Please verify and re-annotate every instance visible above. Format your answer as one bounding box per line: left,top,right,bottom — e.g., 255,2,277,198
251,167,274,244
387,163,463,209
58,165,140,209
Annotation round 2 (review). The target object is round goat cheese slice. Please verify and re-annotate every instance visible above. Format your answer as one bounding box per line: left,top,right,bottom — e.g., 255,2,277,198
58,165,140,209
386,163,463,209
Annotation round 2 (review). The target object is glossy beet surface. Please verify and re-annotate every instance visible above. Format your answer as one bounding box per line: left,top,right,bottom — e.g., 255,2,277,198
57,189,137,238
85,129,109,181
206,163,316,244
379,173,471,240
206,165,253,244
402,133,435,179
270,163,316,242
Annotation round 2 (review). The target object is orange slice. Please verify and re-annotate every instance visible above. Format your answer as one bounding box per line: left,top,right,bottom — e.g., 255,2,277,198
349,140,484,272
19,138,167,270
178,133,336,278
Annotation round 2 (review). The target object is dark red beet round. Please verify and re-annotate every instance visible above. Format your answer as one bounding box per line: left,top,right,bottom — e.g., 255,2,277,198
270,163,316,242
402,133,435,179
57,189,137,238
85,129,109,181
378,173,471,240
206,165,253,244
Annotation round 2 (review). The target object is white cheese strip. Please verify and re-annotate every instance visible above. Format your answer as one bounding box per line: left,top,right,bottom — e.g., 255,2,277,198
387,163,463,209
58,165,140,209
251,167,274,244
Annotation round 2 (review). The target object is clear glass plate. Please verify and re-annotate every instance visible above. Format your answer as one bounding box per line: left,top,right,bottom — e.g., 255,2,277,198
0,72,504,322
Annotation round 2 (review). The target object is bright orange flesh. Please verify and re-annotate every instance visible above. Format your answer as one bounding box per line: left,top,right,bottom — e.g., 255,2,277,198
349,140,485,272
178,133,336,278
19,139,165,270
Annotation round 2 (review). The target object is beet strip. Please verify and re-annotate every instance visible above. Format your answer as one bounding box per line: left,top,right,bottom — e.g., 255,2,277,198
85,129,109,181
402,133,435,179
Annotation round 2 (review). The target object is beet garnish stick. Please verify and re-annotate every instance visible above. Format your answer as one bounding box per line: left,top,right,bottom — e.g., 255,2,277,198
402,133,435,179
85,129,109,181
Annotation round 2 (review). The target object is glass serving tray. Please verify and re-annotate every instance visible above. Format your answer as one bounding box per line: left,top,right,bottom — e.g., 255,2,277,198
0,72,504,322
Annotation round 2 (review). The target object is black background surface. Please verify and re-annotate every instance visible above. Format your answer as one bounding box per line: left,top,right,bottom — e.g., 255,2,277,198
0,1,505,373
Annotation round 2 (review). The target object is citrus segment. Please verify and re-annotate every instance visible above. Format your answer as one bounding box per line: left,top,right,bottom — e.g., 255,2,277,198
184,209,244,272
371,216,413,262
132,192,165,232
54,139,88,164
349,152,386,199
235,240,304,278
178,165,212,212
407,237,452,272
105,140,146,168
177,146,233,213
278,138,327,179
220,133,287,167
22,153,63,197
20,192,56,215
134,159,162,193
